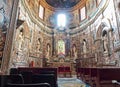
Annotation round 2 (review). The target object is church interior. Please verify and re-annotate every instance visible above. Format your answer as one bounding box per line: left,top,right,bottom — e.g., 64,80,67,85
1,0,120,87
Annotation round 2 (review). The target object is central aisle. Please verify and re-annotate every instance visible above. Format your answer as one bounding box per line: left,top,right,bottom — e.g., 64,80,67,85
57,77,90,87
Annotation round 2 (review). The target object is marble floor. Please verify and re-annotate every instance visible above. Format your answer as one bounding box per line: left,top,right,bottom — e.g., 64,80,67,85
57,77,90,87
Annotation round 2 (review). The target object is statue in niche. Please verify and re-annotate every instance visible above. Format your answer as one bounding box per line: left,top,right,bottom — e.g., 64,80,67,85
46,44,50,61
102,30,108,54
18,29,24,51
36,38,41,52
73,45,77,60
101,17,111,55
83,39,87,54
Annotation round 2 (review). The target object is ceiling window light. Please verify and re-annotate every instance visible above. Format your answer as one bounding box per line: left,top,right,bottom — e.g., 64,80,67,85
57,14,66,27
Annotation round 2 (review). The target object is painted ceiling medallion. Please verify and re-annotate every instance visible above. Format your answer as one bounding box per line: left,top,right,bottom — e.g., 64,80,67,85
45,0,80,8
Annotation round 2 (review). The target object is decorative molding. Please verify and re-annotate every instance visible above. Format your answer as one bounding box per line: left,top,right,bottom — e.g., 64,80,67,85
22,0,109,36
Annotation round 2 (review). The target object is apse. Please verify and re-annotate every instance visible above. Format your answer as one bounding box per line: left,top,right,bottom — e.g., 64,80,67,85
45,0,80,8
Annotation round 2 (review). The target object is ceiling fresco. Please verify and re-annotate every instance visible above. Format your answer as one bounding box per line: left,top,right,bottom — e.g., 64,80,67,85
45,0,80,8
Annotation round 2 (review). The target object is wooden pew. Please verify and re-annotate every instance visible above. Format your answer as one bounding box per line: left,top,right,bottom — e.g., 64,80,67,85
89,67,98,87
17,67,57,80
77,67,120,87
10,67,58,87
32,74,56,87
0,75,51,87
95,68,120,87
76,67,81,79
76,67,84,80
82,68,91,83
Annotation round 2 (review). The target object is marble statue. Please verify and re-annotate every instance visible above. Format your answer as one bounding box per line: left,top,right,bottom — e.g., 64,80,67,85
18,30,24,51
83,39,87,54
46,44,50,61
36,38,41,52
73,45,77,59
103,34,108,53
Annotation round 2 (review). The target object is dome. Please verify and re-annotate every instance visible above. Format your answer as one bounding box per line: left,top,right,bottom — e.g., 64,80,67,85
45,0,80,8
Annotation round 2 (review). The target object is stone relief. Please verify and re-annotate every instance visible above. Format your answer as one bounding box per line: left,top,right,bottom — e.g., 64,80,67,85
11,22,31,68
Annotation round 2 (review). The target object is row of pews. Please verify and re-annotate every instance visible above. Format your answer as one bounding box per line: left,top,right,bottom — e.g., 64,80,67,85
0,67,58,87
76,67,120,87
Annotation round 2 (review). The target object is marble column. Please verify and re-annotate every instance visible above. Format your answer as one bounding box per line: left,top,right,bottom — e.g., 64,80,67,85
1,0,19,74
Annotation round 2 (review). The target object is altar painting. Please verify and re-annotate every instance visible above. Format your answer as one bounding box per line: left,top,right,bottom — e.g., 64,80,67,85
58,40,65,55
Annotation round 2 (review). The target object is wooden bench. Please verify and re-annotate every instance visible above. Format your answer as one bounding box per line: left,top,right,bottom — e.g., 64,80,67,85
18,67,57,81
89,67,98,87
95,68,120,87
76,67,84,79
10,67,58,87
77,67,120,87
82,68,91,83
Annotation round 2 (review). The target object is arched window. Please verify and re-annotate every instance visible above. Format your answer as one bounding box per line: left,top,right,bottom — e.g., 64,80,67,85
58,40,65,55
39,5,44,19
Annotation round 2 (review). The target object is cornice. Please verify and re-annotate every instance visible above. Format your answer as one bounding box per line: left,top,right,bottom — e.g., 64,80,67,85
40,0,86,11
21,0,53,36
22,0,109,37
40,0,55,11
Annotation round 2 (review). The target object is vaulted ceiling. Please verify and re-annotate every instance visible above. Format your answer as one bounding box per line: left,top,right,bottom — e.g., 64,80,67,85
45,0,81,8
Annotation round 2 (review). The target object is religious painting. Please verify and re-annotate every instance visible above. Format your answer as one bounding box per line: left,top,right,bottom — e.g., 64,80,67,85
58,40,65,55
86,0,97,16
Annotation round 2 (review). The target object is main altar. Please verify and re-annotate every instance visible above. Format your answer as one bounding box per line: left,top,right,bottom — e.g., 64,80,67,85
45,53,77,74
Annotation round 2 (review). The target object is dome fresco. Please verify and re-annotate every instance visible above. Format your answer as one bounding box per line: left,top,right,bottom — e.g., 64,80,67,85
45,0,80,8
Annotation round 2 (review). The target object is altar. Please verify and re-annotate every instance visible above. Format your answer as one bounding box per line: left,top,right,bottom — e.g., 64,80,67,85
46,61,76,75
51,62,72,68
